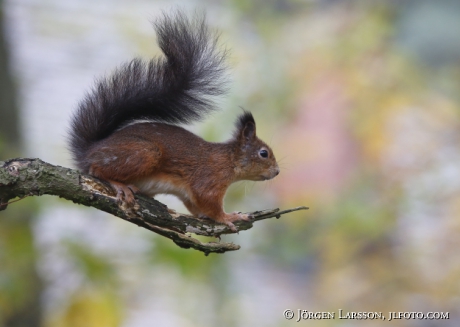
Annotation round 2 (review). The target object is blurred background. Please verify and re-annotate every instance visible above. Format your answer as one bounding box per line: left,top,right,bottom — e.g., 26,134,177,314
1,0,460,326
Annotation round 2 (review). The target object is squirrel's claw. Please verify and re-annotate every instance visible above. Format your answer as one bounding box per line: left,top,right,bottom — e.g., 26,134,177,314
226,221,238,233
109,180,136,207
127,184,140,194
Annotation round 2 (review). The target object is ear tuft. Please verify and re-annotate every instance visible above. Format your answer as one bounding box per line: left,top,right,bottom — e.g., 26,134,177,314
234,111,256,141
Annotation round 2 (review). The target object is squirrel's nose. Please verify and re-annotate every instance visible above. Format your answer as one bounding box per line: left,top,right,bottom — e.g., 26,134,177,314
275,167,280,176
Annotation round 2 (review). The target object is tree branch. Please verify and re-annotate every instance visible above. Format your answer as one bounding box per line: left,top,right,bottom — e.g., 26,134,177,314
0,158,308,255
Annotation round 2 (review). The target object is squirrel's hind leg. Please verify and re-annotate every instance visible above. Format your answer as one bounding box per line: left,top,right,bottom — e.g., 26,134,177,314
86,139,161,207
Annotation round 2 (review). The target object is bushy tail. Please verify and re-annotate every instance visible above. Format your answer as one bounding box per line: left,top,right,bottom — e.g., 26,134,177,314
69,11,227,170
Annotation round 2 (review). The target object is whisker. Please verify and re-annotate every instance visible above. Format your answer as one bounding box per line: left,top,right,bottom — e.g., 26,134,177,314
277,155,291,165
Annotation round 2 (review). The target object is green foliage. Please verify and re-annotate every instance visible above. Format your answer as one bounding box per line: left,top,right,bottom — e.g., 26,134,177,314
148,234,226,279
49,288,123,327
0,200,41,326
63,240,118,286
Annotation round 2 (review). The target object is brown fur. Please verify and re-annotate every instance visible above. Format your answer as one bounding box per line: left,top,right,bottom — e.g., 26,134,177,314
84,120,279,231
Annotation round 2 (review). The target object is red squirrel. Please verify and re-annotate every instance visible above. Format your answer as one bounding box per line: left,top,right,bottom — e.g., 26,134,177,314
68,12,279,231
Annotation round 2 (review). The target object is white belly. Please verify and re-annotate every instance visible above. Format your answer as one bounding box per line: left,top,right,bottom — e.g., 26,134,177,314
134,177,189,201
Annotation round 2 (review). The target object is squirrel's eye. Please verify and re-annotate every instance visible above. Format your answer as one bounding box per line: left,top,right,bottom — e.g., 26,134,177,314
259,149,269,158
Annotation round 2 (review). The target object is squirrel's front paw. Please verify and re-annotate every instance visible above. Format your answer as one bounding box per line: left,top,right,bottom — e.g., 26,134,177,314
232,211,251,221
222,212,252,232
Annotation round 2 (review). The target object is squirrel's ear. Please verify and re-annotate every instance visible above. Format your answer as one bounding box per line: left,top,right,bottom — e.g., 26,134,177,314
234,111,256,141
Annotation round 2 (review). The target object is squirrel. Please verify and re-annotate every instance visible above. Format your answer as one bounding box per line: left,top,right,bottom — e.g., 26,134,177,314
68,11,279,231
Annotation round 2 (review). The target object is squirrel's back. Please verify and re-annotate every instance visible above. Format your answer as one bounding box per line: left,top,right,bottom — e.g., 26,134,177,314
69,11,227,172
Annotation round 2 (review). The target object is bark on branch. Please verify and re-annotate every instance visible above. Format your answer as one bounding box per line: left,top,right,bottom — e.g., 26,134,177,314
0,158,308,255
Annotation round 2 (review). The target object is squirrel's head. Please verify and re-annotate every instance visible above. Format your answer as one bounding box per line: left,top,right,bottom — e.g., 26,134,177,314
232,111,279,181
